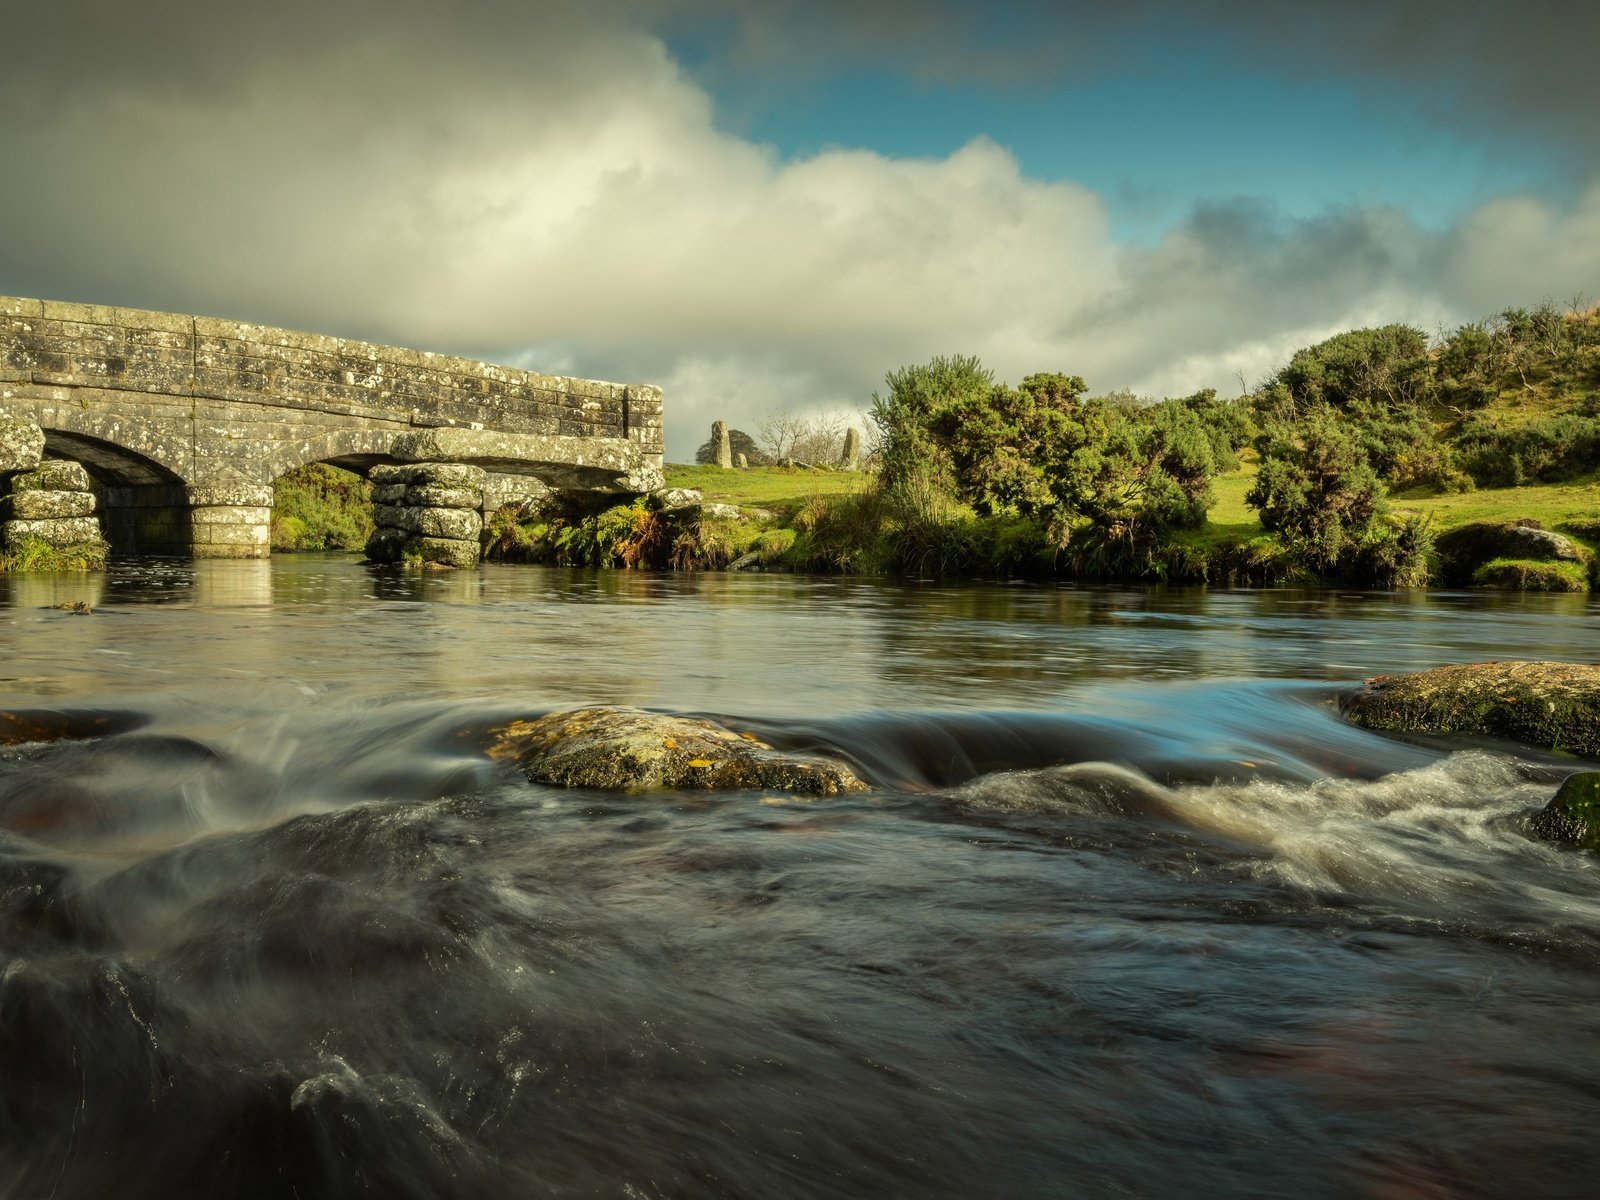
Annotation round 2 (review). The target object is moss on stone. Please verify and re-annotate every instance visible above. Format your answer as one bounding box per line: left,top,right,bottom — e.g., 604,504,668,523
0,535,108,572
1342,660,1600,758
1470,558,1588,591
485,707,868,795
1528,772,1600,849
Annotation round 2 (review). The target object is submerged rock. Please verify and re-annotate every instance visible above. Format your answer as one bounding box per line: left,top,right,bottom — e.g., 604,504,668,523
1529,772,1600,849
1342,660,1600,758
486,707,868,794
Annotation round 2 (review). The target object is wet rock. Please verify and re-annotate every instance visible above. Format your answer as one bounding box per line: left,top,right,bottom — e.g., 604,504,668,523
1434,521,1583,587
366,527,480,568
1528,772,1600,849
0,707,146,746
486,707,869,794
1342,660,1600,758
4,515,105,548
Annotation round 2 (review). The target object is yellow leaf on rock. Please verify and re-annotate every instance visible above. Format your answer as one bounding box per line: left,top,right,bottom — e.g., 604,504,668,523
686,758,715,768
663,737,677,749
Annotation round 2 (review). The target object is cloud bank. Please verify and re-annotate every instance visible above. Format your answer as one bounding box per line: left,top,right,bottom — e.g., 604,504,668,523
2,1,1595,459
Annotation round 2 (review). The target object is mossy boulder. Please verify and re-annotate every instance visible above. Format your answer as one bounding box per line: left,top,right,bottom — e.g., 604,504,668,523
1470,559,1588,592
486,707,868,795
1434,520,1582,587
1528,772,1600,849
1342,660,1600,758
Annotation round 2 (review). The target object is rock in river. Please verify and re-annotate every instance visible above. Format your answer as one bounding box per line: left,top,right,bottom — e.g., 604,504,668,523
1342,660,1600,758
1529,772,1600,850
486,707,868,794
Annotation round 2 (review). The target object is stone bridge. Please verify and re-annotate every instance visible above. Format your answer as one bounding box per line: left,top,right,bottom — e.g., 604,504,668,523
0,296,664,559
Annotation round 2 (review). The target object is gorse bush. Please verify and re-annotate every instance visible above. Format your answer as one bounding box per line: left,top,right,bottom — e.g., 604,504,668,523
1453,414,1600,488
870,358,1228,562
1247,407,1431,583
271,464,374,552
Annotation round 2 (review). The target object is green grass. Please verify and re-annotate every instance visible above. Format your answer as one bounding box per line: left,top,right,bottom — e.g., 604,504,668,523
0,536,108,571
1186,460,1600,551
663,463,869,515
1393,473,1600,530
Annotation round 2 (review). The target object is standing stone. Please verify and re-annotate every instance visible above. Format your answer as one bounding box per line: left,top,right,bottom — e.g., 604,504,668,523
841,427,861,471
736,452,748,469
713,420,732,470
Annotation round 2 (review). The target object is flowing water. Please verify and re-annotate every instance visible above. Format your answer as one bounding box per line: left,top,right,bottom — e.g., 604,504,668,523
2,558,1599,1199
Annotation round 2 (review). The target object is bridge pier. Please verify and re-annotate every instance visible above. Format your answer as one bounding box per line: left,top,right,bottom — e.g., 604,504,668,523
187,482,273,560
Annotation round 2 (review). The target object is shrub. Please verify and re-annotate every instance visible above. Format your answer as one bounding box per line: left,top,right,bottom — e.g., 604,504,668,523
1247,407,1431,584
271,464,375,551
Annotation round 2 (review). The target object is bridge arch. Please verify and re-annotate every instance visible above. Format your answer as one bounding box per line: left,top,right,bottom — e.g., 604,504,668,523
33,429,191,556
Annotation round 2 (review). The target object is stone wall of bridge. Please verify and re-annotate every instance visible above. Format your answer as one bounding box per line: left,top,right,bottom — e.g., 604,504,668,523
0,296,664,559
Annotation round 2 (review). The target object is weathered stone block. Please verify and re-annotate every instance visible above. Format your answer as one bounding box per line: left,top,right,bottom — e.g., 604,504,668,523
4,516,105,548
191,505,272,526
371,483,482,509
11,461,92,492
191,521,270,548
364,527,479,568
374,504,482,540
0,419,44,473
187,483,275,508
368,462,487,489
3,490,97,520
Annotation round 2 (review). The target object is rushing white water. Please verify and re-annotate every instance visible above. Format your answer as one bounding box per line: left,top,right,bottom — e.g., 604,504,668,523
2,557,1599,1198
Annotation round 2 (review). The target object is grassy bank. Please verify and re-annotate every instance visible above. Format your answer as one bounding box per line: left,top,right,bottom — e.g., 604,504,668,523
636,461,1600,588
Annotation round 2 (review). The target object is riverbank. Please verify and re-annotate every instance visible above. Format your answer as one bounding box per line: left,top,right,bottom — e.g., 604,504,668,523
477,461,1600,591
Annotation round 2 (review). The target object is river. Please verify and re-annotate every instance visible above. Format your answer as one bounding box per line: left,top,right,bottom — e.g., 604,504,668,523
2,557,1598,1198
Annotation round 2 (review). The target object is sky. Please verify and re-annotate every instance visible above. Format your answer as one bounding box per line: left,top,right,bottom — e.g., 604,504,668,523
2,0,1597,461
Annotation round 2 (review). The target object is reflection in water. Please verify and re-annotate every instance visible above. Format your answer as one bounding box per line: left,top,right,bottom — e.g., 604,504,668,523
2,556,1600,1197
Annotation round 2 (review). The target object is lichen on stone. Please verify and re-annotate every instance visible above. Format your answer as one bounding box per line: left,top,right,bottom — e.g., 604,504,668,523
485,707,868,795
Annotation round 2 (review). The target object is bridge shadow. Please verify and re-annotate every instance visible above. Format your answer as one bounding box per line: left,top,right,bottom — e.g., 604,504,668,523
41,430,192,557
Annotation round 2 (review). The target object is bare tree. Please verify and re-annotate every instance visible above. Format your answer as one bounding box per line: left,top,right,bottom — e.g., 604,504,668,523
758,408,852,465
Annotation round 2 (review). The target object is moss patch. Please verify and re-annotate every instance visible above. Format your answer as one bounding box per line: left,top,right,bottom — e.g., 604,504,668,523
1470,558,1589,591
1343,660,1600,758
1528,772,1600,850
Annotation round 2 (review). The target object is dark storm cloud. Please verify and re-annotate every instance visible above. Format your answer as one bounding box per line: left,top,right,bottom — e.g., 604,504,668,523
684,0,1600,156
